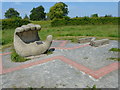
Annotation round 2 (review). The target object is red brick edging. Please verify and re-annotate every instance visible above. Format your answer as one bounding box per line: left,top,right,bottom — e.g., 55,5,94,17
0,40,90,56
0,40,119,80
1,55,119,80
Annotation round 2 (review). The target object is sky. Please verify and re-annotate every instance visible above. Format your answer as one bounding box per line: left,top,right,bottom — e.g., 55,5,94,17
1,0,120,2
1,2,119,19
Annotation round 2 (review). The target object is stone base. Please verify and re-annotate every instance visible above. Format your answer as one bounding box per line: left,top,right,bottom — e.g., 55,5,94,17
90,39,109,47
26,54,47,59
78,37,96,43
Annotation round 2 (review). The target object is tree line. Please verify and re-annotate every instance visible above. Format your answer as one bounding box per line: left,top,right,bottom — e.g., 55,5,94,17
4,2,113,21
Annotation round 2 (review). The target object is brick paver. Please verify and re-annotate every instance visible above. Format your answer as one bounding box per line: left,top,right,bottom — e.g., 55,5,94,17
1,55,119,79
1,40,119,80
0,56,2,74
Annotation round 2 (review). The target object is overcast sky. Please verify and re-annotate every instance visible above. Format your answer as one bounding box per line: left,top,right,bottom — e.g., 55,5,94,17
1,2,119,19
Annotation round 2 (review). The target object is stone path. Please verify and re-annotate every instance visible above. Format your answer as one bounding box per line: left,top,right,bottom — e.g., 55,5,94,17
0,40,120,88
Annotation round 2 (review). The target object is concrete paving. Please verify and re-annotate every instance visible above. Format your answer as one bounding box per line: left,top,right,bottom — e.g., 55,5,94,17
1,60,119,88
0,40,119,88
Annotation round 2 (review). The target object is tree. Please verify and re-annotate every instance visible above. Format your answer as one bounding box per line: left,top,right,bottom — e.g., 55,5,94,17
76,16,79,18
23,14,29,20
104,14,112,17
91,14,98,17
48,2,68,20
4,8,20,19
30,6,46,21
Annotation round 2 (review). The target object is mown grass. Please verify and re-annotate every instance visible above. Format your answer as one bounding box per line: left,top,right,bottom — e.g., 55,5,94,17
0,20,119,49
38,25,118,40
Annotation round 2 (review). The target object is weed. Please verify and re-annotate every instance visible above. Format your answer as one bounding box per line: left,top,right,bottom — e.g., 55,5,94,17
84,57,88,59
41,86,45,88
11,49,30,62
107,57,120,61
84,85,101,90
109,48,120,52
44,48,54,55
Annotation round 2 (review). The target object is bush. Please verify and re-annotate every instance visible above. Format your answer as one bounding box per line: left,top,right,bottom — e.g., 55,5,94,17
2,19,30,30
51,17,119,27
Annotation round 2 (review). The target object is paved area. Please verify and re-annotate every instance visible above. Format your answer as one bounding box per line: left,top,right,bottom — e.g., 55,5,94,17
0,40,120,88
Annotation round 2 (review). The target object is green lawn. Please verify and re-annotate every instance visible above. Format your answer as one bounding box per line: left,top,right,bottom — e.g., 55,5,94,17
1,20,119,49
39,24,118,40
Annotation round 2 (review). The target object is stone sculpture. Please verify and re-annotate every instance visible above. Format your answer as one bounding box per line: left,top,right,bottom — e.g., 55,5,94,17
90,39,109,47
14,24,52,57
78,37,109,47
78,37,96,43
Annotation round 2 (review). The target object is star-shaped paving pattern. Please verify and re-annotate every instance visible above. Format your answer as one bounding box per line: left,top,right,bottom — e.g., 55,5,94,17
0,40,119,80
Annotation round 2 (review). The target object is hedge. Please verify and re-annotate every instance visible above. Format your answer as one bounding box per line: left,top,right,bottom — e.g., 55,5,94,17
2,19,30,30
51,17,119,27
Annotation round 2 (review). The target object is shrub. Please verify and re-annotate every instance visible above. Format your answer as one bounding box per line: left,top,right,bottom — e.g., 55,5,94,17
2,19,30,30
51,17,119,27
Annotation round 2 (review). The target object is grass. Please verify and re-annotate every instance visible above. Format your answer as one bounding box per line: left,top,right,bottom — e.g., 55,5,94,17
84,85,101,90
107,57,120,61
109,48,120,52
108,48,120,61
11,49,30,62
1,20,119,48
11,48,53,62
44,49,54,55
2,29,14,45
38,24,119,41
0,43,13,50
31,20,51,28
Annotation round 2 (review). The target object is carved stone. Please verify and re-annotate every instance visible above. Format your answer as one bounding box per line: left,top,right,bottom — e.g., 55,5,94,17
90,39,109,47
78,37,96,43
14,24,52,57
